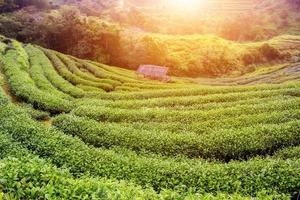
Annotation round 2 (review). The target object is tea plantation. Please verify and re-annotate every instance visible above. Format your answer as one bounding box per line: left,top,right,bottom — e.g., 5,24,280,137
0,36,299,199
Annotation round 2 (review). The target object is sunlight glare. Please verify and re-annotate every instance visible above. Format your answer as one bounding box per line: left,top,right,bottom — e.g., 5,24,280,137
167,0,206,11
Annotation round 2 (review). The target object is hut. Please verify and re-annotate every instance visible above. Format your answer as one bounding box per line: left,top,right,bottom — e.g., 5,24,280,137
137,65,171,82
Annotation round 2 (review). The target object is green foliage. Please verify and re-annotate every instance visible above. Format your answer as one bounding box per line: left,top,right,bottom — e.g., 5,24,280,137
81,87,298,108
25,44,73,100
0,103,299,196
0,9,51,46
0,84,9,106
274,145,300,160
0,35,299,199
0,0,50,12
0,157,289,200
57,52,115,91
18,103,50,120
0,2,298,77
53,113,300,160
0,0,18,12
44,49,114,92
33,47,85,98
120,108,300,134
118,34,242,77
39,6,121,63
0,131,29,159
1,40,72,113
84,81,298,101
0,156,190,199
72,97,299,123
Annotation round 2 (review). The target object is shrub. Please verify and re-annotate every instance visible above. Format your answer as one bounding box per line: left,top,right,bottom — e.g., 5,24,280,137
1,103,300,196
0,156,195,199
25,45,73,100
44,49,114,92
19,103,50,120
1,41,72,113
72,97,299,123
242,49,262,65
34,47,85,98
259,44,282,61
0,85,9,106
54,112,300,160
0,156,290,200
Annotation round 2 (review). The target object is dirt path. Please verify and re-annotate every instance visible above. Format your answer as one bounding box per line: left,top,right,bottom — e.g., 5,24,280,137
248,64,300,84
0,71,18,103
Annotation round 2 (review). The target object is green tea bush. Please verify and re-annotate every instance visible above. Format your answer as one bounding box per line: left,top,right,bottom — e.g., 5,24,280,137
1,43,72,113
114,85,141,92
97,62,147,80
274,146,300,160
58,53,118,88
154,96,291,111
121,109,300,135
44,49,114,92
82,61,143,83
89,82,300,100
0,35,299,199
0,104,300,196
35,47,85,98
19,103,50,120
0,156,189,200
0,132,29,159
56,52,111,82
54,114,300,160
77,84,106,93
122,82,188,90
81,88,298,109
10,40,29,71
0,86,9,106
72,98,299,123
0,156,289,200
25,45,72,100
74,60,123,86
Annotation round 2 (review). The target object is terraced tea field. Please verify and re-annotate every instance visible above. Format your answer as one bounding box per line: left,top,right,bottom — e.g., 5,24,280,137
0,36,300,199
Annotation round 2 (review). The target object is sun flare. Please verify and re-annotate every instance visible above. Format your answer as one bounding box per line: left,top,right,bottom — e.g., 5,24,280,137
167,0,205,10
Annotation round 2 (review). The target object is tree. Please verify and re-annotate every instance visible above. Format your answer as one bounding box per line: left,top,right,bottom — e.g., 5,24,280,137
0,0,50,12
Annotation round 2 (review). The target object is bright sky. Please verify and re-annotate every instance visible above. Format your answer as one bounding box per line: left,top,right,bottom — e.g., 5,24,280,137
167,0,207,11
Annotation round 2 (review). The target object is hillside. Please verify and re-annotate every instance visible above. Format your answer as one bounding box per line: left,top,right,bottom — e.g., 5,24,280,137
0,0,299,78
0,0,300,198
102,0,300,38
115,32,300,77
0,36,299,198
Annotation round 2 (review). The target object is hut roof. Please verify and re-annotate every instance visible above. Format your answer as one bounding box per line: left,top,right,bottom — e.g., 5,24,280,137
137,65,169,77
